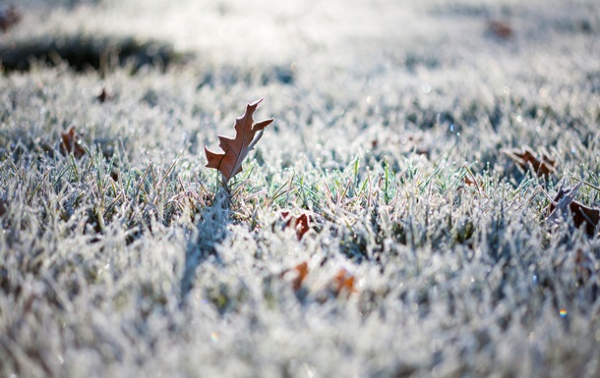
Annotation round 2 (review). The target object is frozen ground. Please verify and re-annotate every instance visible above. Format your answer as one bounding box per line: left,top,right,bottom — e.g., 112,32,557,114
1,0,600,377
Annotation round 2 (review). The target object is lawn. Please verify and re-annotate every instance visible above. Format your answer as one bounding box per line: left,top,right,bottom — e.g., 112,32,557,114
1,0,600,377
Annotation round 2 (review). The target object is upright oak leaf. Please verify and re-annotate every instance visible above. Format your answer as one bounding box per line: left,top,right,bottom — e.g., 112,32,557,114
205,99,273,183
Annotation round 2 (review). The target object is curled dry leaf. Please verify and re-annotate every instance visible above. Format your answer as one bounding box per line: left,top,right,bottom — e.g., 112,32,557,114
280,261,309,291
60,126,86,159
205,99,274,184
502,146,556,177
281,210,310,240
0,5,21,33
547,183,600,236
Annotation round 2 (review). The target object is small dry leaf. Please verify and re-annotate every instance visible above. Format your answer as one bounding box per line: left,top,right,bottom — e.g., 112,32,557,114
97,88,113,103
0,198,8,217
575,248,594,283
281,211,310,240
415,148,430,158
330,268,357,298
205,99,273,183
0,5,21,33
60,127,86,159
502,146,556,177
371,134,426,155
547,183,600,236
487,20,513,39
463,176,486,190
280,261,309,291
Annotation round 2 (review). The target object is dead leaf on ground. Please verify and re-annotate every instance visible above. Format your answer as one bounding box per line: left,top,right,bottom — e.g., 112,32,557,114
574,248,595,283
546,183,600,236
97,88,113,103
205,99,273,184
0,199,8,217
487,20,513,39
502,146,556,177
371,134,424,151
281,210,310,240
60,126,86,159
463,175,486,191
280,261,309,291
415,148,430,158
330,268,357,298
0,5,21,33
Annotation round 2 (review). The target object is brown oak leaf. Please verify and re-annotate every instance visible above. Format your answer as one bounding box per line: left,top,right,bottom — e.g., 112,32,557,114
546,183,600,236
281,210,310,240
205,99,273,183
60,126,86,159
502,146,556,177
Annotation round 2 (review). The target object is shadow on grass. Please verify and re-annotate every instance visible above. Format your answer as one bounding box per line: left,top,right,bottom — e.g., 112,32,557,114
0,35,190,74
179,191,230,306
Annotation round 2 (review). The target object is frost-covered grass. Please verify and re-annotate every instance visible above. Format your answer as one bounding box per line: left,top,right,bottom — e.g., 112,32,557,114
1,0,600,377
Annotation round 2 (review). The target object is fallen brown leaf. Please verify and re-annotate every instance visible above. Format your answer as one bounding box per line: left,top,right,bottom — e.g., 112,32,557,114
281,210,310,240
463,176,486,190
205,99,273,184
0,198,8,217
575,248,594,283
97,88,113,103
280,261,309,291
0,5,21,33
487,20,513,39
60,127,86,159
502,146,556,177
330,268,357,298
547,183,600,236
